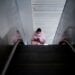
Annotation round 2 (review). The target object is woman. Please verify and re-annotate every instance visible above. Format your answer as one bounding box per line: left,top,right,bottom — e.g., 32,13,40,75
31,28,46,45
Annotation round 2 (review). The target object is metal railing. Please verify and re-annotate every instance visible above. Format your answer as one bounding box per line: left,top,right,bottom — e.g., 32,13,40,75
1,40,21,75
61,40,75,53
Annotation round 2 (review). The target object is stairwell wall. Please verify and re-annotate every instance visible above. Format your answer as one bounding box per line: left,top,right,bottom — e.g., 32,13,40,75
0,0,33,45
53,0,75,44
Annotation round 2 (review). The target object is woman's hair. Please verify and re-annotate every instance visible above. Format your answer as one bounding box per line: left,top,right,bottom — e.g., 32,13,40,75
16,30,20,33
36,28,41,33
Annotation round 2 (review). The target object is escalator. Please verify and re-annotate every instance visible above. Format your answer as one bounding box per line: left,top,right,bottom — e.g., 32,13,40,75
0,45,13,74
1,41,75,75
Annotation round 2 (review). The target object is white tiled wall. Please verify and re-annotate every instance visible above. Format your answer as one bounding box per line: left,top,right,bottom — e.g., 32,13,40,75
32,0,66,44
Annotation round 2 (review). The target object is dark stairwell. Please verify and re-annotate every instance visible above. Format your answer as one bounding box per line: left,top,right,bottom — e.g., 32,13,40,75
0,45,13,74
0,42,75,75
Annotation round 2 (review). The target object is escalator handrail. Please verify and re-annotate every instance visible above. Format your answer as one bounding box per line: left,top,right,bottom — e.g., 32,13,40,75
1,40,21,75
61,40,75,53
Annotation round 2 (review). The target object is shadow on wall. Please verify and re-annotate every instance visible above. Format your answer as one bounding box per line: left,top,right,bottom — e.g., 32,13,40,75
0,37,4,45
0,27,22,45
59,26,73,44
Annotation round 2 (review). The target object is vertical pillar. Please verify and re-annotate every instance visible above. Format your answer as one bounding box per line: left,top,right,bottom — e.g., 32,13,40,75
16,0,33,44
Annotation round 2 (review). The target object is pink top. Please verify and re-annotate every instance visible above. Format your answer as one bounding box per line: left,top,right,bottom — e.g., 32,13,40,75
32,32,46,45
